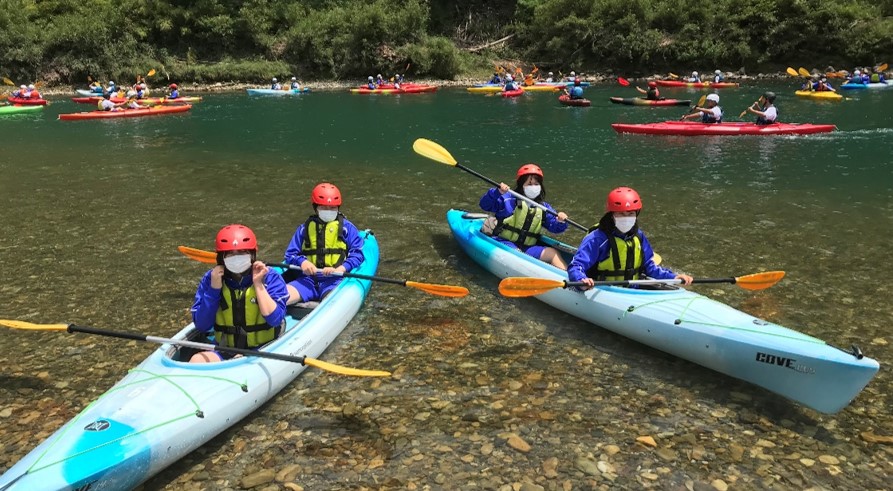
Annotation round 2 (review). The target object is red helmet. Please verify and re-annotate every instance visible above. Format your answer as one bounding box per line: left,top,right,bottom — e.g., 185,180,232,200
215,224,257,252
516,163,544,180
311,182,342,205
169,83,178,89
574,78,581,85
648,81,657,88
606,187,642,212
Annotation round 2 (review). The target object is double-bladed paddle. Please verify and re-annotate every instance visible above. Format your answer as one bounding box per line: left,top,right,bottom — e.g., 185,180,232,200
0,320,390,377
497,271,786,297
176,246,469,298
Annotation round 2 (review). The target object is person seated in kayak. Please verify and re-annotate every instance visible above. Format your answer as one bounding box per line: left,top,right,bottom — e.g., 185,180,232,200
284,183,366,305
479,164,570,270
271,77,282,90
566,71,577,82
123,91,145,109
376,74,385,86
869,70,885,83
290,76,301,90
97,92,125,111
687,71,701,83
190,224,289,363
562,79,585,99
488,72,503,84
523,73,536,86
544,71,555,83
106,80,117,95
166,83,180,99
680,93,722,123
394,73,405,84
568,187,692,290
815,76,835,92
712,70,724,83
745,91,777,125
11,85,26,98
25,84,41,99
503,75,520,92
636,81,661,100
89,81,104,94
846,70,865,85
366,76,377,89
133,83,147,100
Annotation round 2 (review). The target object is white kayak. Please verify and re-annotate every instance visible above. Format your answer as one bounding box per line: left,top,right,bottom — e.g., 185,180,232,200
447,210,878,414
246,88,311,96
0,230,378,491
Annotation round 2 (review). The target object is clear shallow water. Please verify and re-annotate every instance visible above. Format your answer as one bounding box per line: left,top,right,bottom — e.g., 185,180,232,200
1,83,891,488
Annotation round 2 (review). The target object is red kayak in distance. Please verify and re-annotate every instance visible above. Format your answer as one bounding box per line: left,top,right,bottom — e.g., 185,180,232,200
7,96,48,106
559,94,590,107
502,88,524,98
609,97,690,107
611,121,836,136
350,85,437,94
71,96,202,104
655,80,740,89
59,104,192,121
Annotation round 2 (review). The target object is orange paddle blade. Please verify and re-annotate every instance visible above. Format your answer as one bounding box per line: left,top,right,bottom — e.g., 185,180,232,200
0,320,69,331
498,277,566,297
178,245,217,264
147,69,157,77
405,281,469,297
735,271,785,290
876,62,888,72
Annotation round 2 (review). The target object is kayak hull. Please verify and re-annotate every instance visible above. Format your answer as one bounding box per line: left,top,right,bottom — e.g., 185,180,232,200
610,97,691,106
59,105,192,121
0,105,44,115
246,88,311,96
72,96,202,104
559,94,591,107
350,85,437,94
7,96,47,105
655,80,739,89
468,84,562,93
0,232,379,491
501,89,524,98
611,121,836,136
76,89,105,96
839,81,892,90
446,210,878,414
794,90,843,101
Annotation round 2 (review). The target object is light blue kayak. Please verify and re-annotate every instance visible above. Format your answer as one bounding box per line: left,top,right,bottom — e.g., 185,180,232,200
840,81,892,90
447,210,878,414
0,231,378,490
246,88,311,96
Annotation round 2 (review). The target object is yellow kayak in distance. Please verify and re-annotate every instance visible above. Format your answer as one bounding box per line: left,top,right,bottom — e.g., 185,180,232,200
795,90,843,101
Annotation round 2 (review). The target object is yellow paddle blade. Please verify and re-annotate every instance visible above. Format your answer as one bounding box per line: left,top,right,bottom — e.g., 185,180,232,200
696,94,706,107
668,72,679,79
0,320,68,331
735,271,785,290
498,277,565,297
876,62,888,73
786,67,799,77
405,281,469,297
412,138,457,166
2,77,14,86
178,245,217,264
798,67,810,78
303,357,391,377
652,252,662,266
147,69,156,77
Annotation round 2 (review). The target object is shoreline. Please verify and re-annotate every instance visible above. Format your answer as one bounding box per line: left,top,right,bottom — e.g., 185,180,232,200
26,71,815,96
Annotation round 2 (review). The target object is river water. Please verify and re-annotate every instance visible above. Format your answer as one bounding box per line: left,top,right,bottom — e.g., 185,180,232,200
1,83,891,489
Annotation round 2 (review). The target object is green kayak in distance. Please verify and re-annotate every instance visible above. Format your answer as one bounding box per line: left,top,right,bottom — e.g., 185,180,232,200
0,104,44,115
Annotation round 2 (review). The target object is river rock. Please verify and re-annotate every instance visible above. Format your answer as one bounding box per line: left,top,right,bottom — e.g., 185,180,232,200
542,456,558,478
507,434,532,452
241,469,276,488
711,479,728,491
818,455,840,465
574,456,599,476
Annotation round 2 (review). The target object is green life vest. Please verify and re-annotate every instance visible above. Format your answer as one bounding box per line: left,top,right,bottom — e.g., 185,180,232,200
213,284,279,349
587,234,645,281
870,73,880,83
302,215,347,268
495,201,543,247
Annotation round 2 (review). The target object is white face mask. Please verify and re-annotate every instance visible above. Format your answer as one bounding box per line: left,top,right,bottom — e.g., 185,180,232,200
614,216,637,234
318,209,339,222
523,185,542,199
223,254,252,274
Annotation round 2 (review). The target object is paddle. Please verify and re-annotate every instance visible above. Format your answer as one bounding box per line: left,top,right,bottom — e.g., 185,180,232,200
739,98,760,119
798,67,811,78
412,138,589,233
668,73,679,79
618,77,630,86
2,77,14,86
0,320,390,377
786,67,799,77
876,62,888,73
497,271,786,297
681,94,707,119
176,246,469,297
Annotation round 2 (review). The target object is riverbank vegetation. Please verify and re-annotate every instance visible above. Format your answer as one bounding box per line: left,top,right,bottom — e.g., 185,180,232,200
1,0,890,85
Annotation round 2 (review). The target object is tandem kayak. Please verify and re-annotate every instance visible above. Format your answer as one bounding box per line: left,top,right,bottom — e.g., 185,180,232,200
558,94,591,107
0,104,44,115
609,97,691,106
71,96,203,104
6,96,47,106
0,231,379,491
59,105,192,121
467,84,561,93
446,210,878,413
246,88,311,96
350,85,437,94
76,89,106,96
655,80,739,89
794,90,843,101
611,121,836,136
839,81,893,90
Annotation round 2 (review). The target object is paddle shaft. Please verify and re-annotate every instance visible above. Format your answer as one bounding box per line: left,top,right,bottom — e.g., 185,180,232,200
266,262,409,287
67,324,314,364
454,163,588,232
566,277,738,288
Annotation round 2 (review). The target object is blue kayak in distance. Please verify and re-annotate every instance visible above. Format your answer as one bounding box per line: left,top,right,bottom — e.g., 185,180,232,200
446,209,878,414
247,88,312,96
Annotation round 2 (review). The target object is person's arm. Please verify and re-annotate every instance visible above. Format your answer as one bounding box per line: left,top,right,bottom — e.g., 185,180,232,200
479,186,512,217
337,221,366,273
191,269,222,331
252,263,288,325
567,232,605,285
284,224,308,266
636,86,647,95
541,202,569,234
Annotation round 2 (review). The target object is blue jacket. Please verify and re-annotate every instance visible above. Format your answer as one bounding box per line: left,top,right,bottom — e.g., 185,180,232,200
191,269,289,332
568,228,677,282
284,216,365,272
479,188,569,235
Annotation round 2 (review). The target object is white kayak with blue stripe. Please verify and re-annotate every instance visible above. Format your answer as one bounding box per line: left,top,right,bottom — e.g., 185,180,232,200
0,230,378,491
447,209,878,414
246,88,311,96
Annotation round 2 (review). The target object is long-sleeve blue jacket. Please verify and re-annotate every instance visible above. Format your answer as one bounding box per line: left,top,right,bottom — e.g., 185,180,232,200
191,270,289,332
479,188,569,235
283,217,365,272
